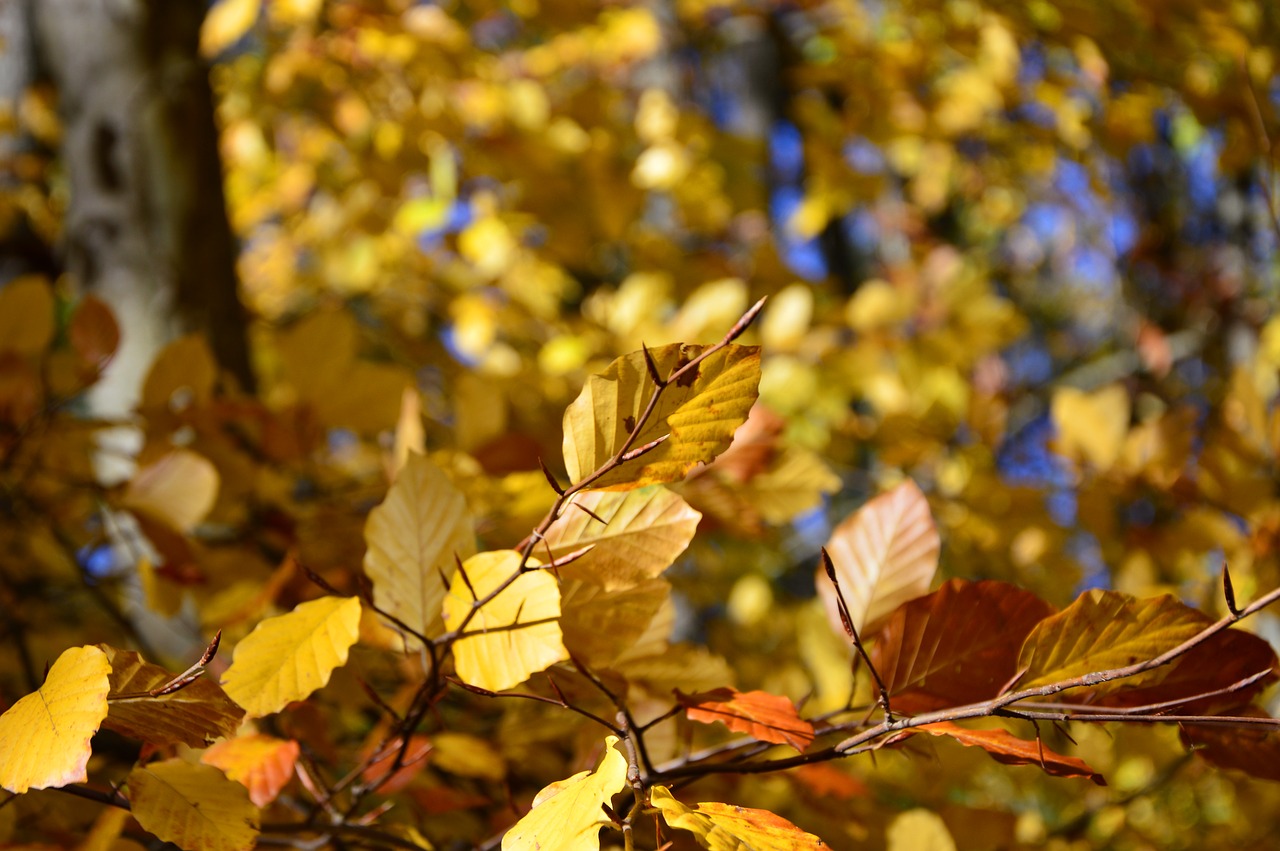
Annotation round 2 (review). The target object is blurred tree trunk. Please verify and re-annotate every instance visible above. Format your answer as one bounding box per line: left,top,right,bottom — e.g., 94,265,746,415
29,0,253,415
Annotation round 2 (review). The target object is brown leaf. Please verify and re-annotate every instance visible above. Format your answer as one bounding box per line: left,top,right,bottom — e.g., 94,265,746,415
895,722,1106,785
677,687,815,752
872,579,1054,713
98,646,244,747
68,295,120,376
1180,710,1280,781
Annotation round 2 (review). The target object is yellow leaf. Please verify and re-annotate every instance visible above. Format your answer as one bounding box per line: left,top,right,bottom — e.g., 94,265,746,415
740,446,842,525
127,760,259,851
1016,591,1206,693
99,645,244,747
141,335,218,411
885,810,956,851
543,486,700,591
364,452,474,642
816,480,939,637
77,806,131,851
0,646,110,793
1051,384,1130,471
560,578,671,667
202,734,300,807
430,731,506,781
220,596,362,718
387,387,426,480
122,450,219,533
201,0,261,57
0,277,55,355
502,737,627,851
562,343,761,489
441,551,567,692
649,785,827,851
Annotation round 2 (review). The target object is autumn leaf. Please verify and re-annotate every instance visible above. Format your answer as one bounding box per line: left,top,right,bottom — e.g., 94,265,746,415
441,550,568,692
677,687,815,752
1015,591,1206,693
141,334,218,410
1180,710,1280,782
123,449,220,533
0,645,110,793
894,722,1106,785
817,479,939,637
202,734,300,807
99,645,244,747
561,343,761,489
543,486,701,590
68,295,120,376
220,596,362,718
886,809,956,851
364,451,474,643
1051,384,1130,470
360,734,433,794
650,785,828,851
871,579,1054,712
0,276,55,355
560,577,671,667
503,736,627,851
128,760,260,851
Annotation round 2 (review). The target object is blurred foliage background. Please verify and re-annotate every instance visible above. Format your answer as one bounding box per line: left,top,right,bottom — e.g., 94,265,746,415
3,0,1280,848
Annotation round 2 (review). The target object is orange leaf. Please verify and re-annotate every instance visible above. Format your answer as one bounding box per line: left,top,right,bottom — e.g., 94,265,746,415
360,734,433,794
68,295,120,376
897,722,1105,785
871,579,1054,713
678,688,815,752
202,734,300,807
650,785,828,851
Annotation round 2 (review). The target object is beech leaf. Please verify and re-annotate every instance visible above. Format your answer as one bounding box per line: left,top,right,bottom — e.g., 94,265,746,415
817,479,939,637
1180,709,1280,781
123,449,220,533
871,579,1054,713
677,687,815,752
0,277,55,355
220,596,362,718
69,294,120,374
441,550,568,692
502,736,627,851
364,451,475,642
650,785,828,851
893,722,1106,785
1015,590,1206,693
561,343,761,489
202,734,300,807
543,486,701,590
127,760,260,851
560,578,671,668
99,645,244,747
0,645,110,793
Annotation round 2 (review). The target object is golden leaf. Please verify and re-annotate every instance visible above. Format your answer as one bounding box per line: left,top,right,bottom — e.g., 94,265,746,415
885,809,956,851
123,450,220,533
201,0,261,57
1051,384,1130,471
127,760,259,851
0,277,54,355
442,550,567,692
220,596,362,718
502,737,627,851
0,646,110,793
650,785,827,851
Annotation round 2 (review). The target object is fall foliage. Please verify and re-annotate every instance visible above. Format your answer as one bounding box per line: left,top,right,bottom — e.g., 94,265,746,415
3,0,1280,850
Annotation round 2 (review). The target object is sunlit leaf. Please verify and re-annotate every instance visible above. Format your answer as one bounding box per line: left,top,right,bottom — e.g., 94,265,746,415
127,760,259,851
650,785,828,851
885,809,956,851
562,343,761,489
677,687,815,752
1016,591,1206,693
543,486,701,591
364,451,475,642
220,596,362,718
560,578,671,668
431,731,507,781
99,645,244,747
502,737,627,851
895,722,1105,784
202,734,300,807
871,579,1054,712
0,646,110,793
123,450,220,533
201,0,261,57
0,276,54,355
817,479,939,637
442,550,568,692
1051,384,1130,471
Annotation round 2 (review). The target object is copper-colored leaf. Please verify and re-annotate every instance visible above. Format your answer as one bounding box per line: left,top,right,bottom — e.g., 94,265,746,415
871,579,1054,713
1180,710,1280,781
1016,591,1206,693
650,785,828,851
360,734,433,794
68,295,120,375
678,688,815,752
99,645,244,747
202,734,300,807
123,450,220,533
897,722,1105,785
817,480,939,637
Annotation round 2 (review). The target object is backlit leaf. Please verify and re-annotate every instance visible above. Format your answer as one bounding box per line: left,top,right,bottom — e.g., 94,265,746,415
895,722,1105,784
441,550,568,692
561,343,761,489
128,760,259,851
1180,710,1280,781
0,277,54,355
871,579,1054,713
364,451,475,643
220,596,362,718
502,736,627,851
677,687,815,752
543,486,700,591
202,734,300,807
201,0,261,57
123,450,220,533
99,645,244,747
817,479,939,637
650,785,827,851
560,578,671,667
0,645,110,793
1051,384,1130,471
1016,591,1206,693
885,809,956,851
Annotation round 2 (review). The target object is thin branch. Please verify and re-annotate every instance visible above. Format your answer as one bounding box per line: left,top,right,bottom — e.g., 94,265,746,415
820,547,893,722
